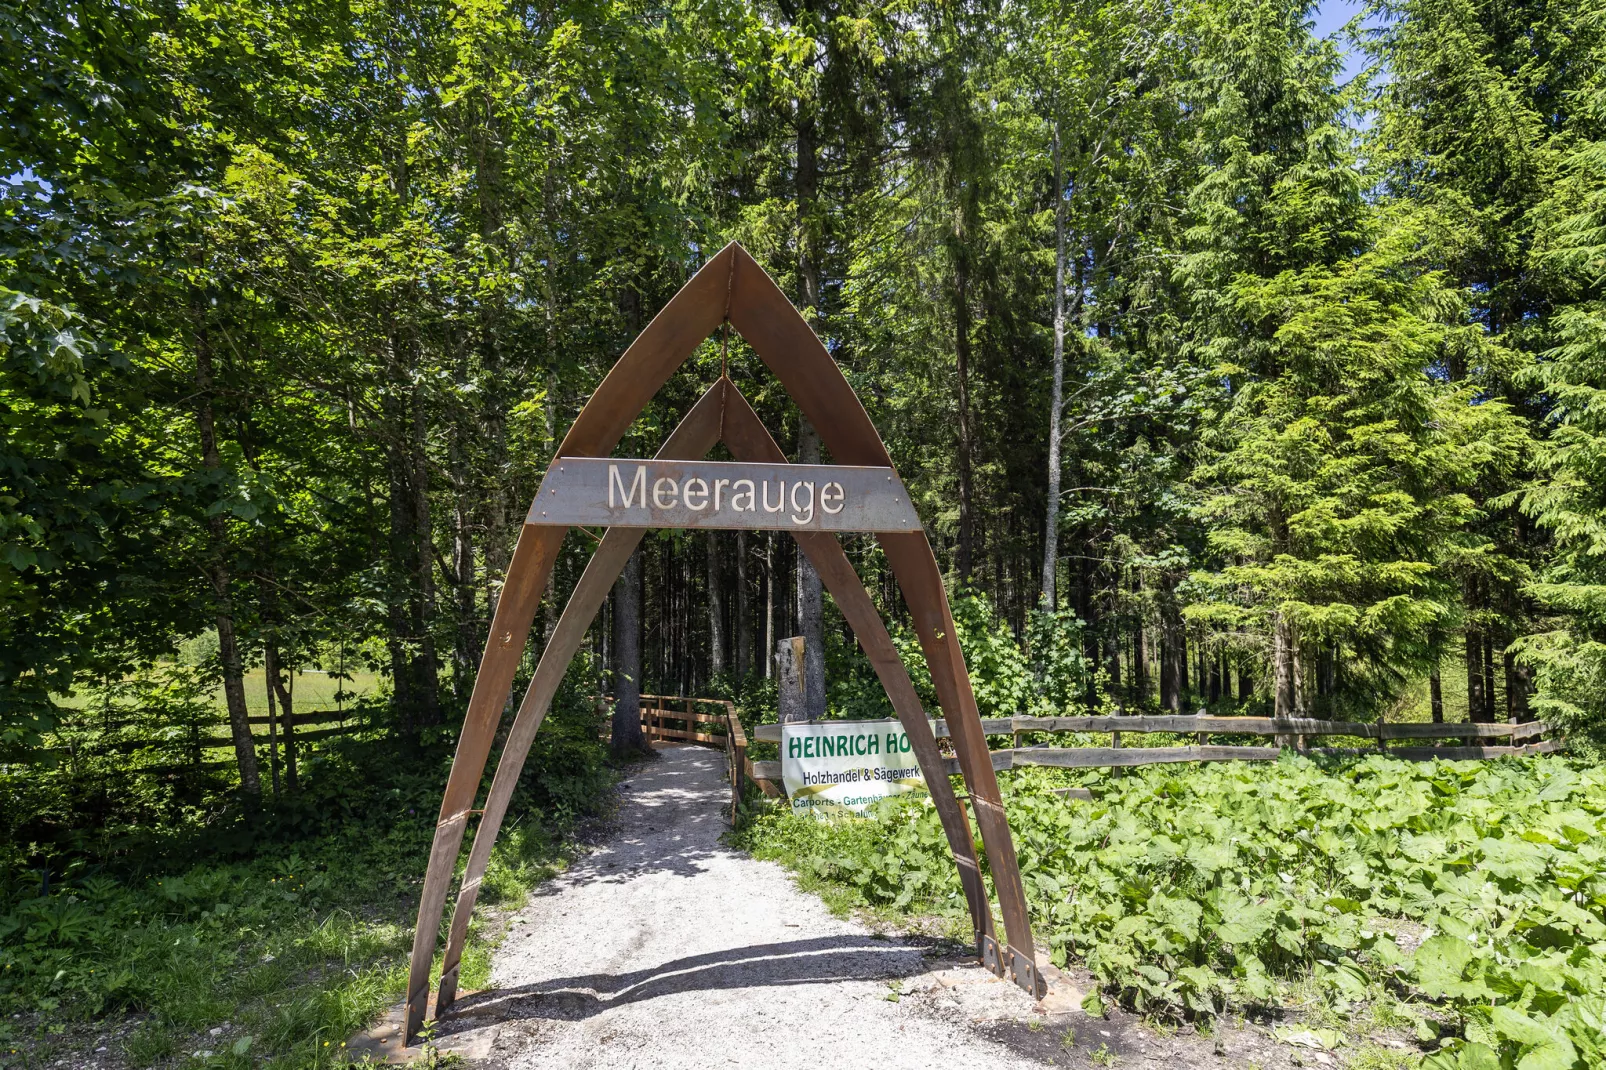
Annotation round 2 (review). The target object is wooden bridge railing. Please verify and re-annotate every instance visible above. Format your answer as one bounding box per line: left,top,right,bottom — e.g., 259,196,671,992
600,694,757,818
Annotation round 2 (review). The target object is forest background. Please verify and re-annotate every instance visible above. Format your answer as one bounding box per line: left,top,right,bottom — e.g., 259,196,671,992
9,0,1606,843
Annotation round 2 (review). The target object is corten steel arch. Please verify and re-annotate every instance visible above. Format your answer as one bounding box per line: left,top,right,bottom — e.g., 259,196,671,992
404,243,1043,1041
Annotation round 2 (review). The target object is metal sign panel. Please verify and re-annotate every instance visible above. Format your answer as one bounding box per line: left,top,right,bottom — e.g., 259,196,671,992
526,457,922,532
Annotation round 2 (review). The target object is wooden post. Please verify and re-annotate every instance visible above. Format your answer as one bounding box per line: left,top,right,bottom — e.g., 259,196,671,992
777,636,809,724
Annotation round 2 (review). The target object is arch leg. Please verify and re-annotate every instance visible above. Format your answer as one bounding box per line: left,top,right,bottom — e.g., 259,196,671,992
726,250,1040,985
719,385,995,946
403,524,564,1040
434,384,728,1012
880,531,1039,988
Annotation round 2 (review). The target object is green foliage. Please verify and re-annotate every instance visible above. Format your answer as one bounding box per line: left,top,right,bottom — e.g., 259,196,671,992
743,756,1606,1067
0,675,611,1060
1026,604,1091,713
1188,214,1527,710
946,590,1036,718
1521,130,1606,738
0,286,139,754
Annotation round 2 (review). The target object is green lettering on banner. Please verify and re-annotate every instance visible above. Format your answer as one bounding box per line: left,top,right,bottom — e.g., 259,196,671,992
868,733,879,755
788,736,800,759
886,732,898,754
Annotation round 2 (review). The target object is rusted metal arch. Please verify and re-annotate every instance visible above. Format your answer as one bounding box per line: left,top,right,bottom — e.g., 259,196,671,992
404,243,1040,1041
431,377,996,1014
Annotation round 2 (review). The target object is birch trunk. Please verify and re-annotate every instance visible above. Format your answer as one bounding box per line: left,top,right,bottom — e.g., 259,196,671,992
796,420,826,718
1041,119,1067,609
796,103,827,718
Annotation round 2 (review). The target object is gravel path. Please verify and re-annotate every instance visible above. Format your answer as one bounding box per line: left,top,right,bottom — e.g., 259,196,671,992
454,744,1036,1070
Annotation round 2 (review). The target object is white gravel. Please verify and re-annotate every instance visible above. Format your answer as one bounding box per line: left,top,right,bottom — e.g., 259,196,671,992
470,744,1034,1069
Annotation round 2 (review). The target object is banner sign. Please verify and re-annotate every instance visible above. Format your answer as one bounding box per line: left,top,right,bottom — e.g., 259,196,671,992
527,458,923,532
781,719,926,818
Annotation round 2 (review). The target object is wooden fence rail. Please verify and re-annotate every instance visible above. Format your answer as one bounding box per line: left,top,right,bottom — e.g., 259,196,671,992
746,714,1562,786
600,694,756,818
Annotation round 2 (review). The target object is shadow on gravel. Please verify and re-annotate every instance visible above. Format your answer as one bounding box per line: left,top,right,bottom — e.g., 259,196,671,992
438,935,929,1028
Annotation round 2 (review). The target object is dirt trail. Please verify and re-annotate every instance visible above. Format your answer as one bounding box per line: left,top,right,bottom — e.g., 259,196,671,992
431,744,1307,1070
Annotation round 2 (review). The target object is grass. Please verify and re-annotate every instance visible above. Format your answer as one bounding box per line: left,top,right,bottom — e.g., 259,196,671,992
55,667,383,720
0,785,585,1069
1,680,613,1069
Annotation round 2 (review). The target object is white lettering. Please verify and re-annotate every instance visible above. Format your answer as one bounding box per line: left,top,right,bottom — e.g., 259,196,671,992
652,477,679,509
714,478,731,510
821,482,844,514
762,480,785,513
791,481,815,525
683,477,709,510
610,464,647,509
731,479,756,511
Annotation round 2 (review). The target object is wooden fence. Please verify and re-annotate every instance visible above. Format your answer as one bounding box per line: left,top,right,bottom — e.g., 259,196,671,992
745,714,1561,787
604,694,755,817
37,707,368,778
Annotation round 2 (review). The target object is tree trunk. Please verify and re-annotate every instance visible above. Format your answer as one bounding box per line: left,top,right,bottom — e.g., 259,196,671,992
194,319,260,798
384,347,417,733
1133,624,1148,705
796,419,826,718
1482,629,1498,722
264,657,281,796
1238,657,1253,703
1273,612,1297,719
797,107,822,322
410,379,441,726
611,547,646,756
265,644,297,791
794,94,828,714
1078,552,1098,708
451,478,477,705
1176,629,1189,710
954,241,976,585
1429,669,1444,723
736,531,751,677
1465,627,1487,723
1105,633,1121,698
257,568,298,793
1041,119,1066,609
1158,639,1175,713
707,532,726,680
763,534,775,679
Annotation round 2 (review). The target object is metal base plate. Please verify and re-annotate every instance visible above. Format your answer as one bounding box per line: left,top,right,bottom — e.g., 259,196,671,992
1010,945,1048,1000
981,933,1003,974
978,934,1047,999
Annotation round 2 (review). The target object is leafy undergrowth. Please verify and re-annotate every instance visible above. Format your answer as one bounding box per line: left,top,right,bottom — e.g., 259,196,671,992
0,690,612,1068
738,754,1606,1070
